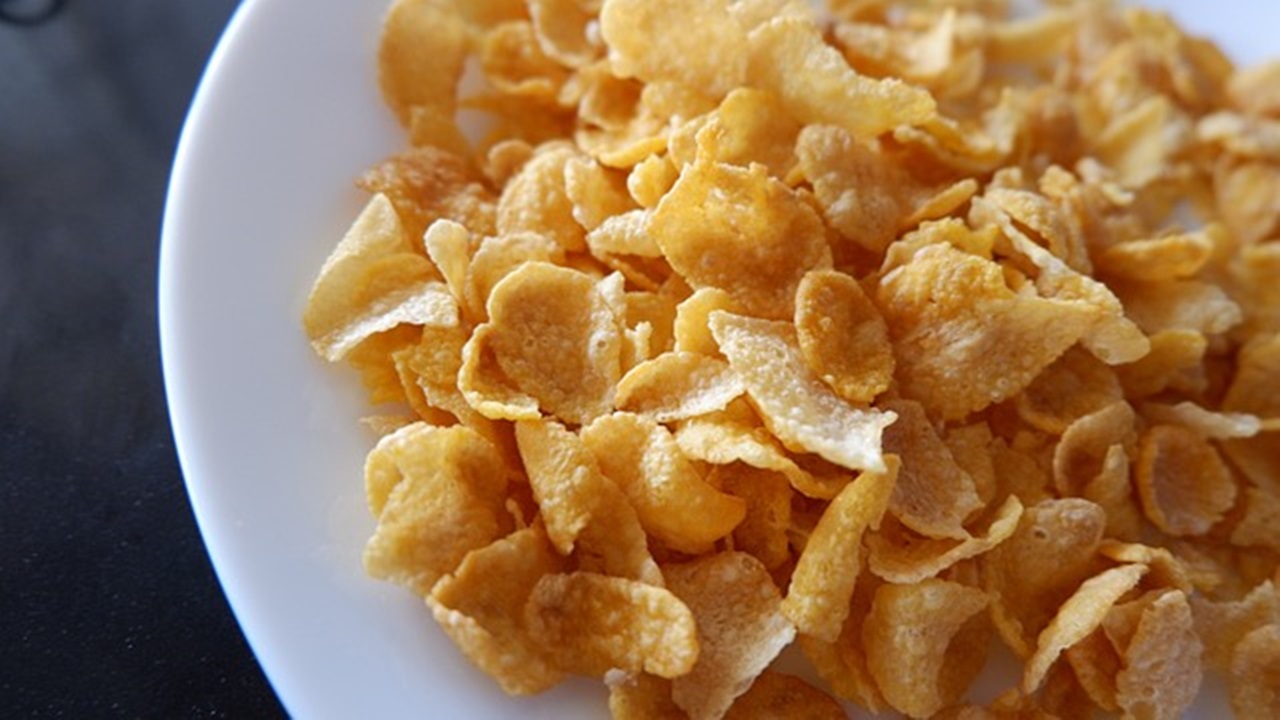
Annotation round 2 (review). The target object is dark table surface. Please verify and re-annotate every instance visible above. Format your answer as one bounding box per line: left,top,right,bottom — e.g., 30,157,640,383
1,1,284,716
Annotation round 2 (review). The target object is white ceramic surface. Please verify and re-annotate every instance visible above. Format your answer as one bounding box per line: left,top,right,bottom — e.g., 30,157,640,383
159,2,1276,718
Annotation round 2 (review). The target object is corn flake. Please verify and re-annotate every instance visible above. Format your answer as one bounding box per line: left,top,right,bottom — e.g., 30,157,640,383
781,456,899,643
581,413,747,554
428,526,566,694
363,424,511,595
464,262,621,424
525,572,699,678
746,17,936,140
666,553,795,720
864,579,991,719
794,270,894,405
1229,624,1280,718
615,352,745,423
710,312,896,473
722,671,845,720
651,158,831,319
1136,424,1238,537
877,242,1098,420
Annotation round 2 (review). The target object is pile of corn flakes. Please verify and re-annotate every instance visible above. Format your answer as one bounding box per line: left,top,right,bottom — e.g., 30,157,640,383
304,0,1280,717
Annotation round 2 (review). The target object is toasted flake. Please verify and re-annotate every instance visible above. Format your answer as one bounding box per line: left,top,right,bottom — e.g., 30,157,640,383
794,270,894,404
882,399,983,540
304,195,459,361
525,572,699,678
363,424,511,595
1115,590,1202,720
378,0,467,125
781,457,899,642
515,419,661,584
747,18,936,139
464,262,621,424
710,312,896,473
984,499,1108,658
581,413,746,553
615,352,746,423
674,412,850,500
651,158,831,319
428,527,566,694
723,671,845,720
865,579,991,719
666,553,795,720
867,496,1023,584
1024,564,1148,693
1136,425,1237,537
1229,624,1280,718
876,242,1097,420
498,145,587,253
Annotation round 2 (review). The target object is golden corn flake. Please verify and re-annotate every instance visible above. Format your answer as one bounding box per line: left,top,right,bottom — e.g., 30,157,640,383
1136,424,1238,537
1024,563,1148,693
1142,401,1263,439
564,156,636,233
1115,329,1207,399
606,673,683,720
378,0,467,126
1215,160,1280,246
1113,278,1244,336
864,579,991,719
665,553,795,720
463,232,564,319
527,0,599,69
722,671,846,720
696,88,802,178
716,465,793,571
1065,628,1123,713
304,195,459,362
421,219,470,305
357,146,497,241
867,496,1023,584
464,262,621,424
479,21,568,100
345,326,423,407
1229,624,1280,719
1016,347,1123,435
363,423,511,595
581,412,747,554
497,144,587,252
710,312,896,473
650,157,831,319
673,288,738,357
514,419,661,584
1114,590,1202,720
796,125,969,254
1096,230,1214,282
984,499,1108,658
428,526,566,694
525,571,699,678
877,242,1097,421
1051,399,1137,497
746,17,936,140
794,270,894,405
673,410,849,500
601,0,746,101
798,573,886,712
781,456,899,643
615,352,745,423
982,200,1151,366
882,398,984,539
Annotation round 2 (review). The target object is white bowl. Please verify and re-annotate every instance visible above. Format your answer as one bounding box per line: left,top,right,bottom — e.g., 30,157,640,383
159,1,1275,717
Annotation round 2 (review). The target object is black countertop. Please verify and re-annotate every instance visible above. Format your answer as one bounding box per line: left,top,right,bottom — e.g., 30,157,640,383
1,2,284,715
